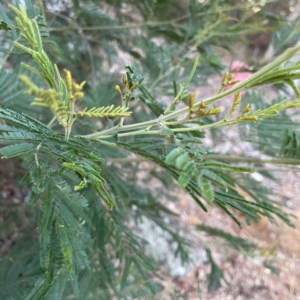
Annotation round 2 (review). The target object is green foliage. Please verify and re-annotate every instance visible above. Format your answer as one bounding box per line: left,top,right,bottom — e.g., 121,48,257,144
6,4,132,141
1,0,300,298
280,129,300,159
206,248,229,294
0,3,16,35
196,224,256,252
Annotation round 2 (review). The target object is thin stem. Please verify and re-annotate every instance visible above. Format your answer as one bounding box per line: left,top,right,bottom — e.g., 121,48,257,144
163,58,199,115
66,98,84,140
119,117,125,127
79,44,300,141
47,116,56,127
162,44,300,122
91,117,246,140
34,142,43,167
108,155,300,166
95,139,118,148
204,155,300,165
79,117,160,139
95,129,162,140
118,98,129,128
164,115,191,126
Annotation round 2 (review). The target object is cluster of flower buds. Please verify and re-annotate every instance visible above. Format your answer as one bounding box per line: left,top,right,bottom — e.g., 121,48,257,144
188,93,222,119
64,69,86,102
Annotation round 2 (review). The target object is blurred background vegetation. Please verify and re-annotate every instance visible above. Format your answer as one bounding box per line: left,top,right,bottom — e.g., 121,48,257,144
0,0,300,299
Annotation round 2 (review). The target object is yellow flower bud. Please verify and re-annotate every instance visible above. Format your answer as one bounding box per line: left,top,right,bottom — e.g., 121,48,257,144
64,69,72,93
129,82,139,91
122,73,128,86
188,93,195,110
115,85,122,96
241,103,251,114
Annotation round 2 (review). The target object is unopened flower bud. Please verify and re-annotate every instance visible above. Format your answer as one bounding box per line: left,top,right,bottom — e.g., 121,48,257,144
115,85,122,96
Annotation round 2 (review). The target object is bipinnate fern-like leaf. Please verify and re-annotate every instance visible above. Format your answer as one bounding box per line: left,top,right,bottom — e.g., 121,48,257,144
0,108,51,133
2,1,300,298
7,5,133,140
0,107,117,298
0,130,43,143
116,134,292,228
55,221,73,272
38,182,55,271
0,142,36,158
164,133,252,197
27,170,92,298
9,4,57,89
75,105,131,118
30,165,45,195
60,160,115,209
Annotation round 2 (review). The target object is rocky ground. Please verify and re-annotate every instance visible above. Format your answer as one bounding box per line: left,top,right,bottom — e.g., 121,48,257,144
133,160,300,299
